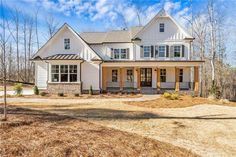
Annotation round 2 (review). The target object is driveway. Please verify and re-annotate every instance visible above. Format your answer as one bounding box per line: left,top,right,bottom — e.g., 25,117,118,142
8,98,236,157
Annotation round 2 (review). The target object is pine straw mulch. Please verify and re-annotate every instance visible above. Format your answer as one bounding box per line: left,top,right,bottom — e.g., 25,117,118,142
1,93,142,99
0,107,198,157
127,95,236,108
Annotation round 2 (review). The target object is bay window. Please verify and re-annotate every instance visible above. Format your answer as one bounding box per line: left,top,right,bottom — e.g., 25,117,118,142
51,65,78,82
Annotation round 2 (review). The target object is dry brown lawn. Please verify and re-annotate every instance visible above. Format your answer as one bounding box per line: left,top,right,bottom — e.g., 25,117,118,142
127,95,236,108
0,106,198,157
0,83,33,91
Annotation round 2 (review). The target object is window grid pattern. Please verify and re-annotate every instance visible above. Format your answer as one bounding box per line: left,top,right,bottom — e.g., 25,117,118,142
64,38,70,50
51,65,78,82
112,70,118,82
160,69,166,82
144,46,151,58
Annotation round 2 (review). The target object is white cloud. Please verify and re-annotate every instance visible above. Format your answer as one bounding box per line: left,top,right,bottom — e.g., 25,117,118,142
164,0,181,13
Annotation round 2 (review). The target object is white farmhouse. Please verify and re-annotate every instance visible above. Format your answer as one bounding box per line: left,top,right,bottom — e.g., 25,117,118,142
32,9,204,94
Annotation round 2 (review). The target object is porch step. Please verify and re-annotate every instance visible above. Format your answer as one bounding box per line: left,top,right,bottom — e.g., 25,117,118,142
141,88,157,94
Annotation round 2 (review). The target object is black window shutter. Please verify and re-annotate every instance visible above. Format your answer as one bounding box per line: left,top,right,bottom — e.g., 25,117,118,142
182,45,185,57
127,48,129,59
166,45,169,57
151,45,154,58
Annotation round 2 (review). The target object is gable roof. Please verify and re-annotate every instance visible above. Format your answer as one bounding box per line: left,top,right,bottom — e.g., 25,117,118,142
80,26,143,44
31,23,103,60
134,9,193,40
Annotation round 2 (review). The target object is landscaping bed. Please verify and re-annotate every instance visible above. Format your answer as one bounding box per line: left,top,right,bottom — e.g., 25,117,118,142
127,95,236,108
0,107,197,157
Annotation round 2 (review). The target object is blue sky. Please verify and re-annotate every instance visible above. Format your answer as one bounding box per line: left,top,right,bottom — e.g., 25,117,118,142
1,0,236,65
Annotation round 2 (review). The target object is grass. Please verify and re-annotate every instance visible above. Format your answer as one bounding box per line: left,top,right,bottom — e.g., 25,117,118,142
127,95,236,108
0,107,198,157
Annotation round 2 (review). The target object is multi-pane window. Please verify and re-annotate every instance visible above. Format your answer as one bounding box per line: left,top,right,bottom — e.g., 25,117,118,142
174,46,181,57
179,69,183,82
144,46,151,58
114,49,120,59
160,69,166,82
60,65,68,82
112,70,118,82
69,65,77,82
113,49,128,59
121,49,127,59
160,23,164,32
159,46,165,57
51,65,59,82
51,65,77,82
64,38,70,50
127,69,133,82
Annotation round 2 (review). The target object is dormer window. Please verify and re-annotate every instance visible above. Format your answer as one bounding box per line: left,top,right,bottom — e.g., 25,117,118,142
160,23,164,32
64,38,70,50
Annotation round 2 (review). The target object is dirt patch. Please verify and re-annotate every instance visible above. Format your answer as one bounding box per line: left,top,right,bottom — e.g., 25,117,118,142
0,107,197,157
127,95,236,108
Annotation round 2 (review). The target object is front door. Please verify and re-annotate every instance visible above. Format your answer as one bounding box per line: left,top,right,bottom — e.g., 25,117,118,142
140,68,152,87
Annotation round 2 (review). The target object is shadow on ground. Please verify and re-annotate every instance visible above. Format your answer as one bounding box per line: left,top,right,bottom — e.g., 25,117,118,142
46,108,236,121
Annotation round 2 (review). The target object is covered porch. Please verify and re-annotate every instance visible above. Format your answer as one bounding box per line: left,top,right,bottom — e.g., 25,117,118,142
101,61,202,94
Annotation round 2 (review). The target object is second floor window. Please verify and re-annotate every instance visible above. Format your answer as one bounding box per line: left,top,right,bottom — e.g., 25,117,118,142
160,23,164,32
64,38,70,50
174,46,181,57
159,46,166,57
113,49,128,59
160,69,166,82
144,46,151,58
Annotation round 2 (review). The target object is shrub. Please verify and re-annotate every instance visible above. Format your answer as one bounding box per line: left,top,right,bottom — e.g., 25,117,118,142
33,86,39,95
40,92,47,96
14,83,23,96
89,85,93,95
163,92,171,99
58,92,64,97
74,93,80,97
170,93,179,100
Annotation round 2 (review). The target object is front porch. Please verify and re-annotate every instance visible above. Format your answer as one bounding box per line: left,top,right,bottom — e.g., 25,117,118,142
102,64,200,94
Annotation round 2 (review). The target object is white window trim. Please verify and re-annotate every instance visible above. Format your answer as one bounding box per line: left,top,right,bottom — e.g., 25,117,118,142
64,38,70,50
143,45,151,58
158,45,166,58
160,23,164,32
113,48,128,60
126,69,134,82
49,64,80,83
173,45,182,58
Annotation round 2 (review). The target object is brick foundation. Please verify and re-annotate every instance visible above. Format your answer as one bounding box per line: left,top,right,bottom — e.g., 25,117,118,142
48,83,81,94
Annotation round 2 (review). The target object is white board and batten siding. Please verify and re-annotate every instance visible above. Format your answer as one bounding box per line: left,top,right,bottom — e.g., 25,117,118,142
35,62,48,89
35,24,101,91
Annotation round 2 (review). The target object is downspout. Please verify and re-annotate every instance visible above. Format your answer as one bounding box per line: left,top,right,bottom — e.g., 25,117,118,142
99,61,104,93
80,60,85,94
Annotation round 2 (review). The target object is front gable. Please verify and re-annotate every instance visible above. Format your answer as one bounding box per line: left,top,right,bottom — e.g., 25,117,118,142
32,23,102,61
134,9,193,43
